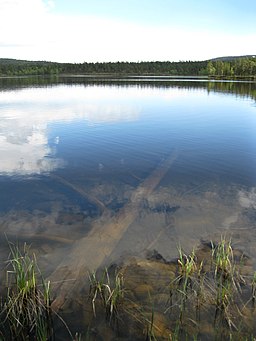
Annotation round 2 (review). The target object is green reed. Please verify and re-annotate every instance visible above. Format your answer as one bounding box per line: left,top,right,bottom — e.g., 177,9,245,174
166,237,256,340
177,246,197,298
88,268,125,327
0,242,53,340
251,271,256,307
211,237,244,332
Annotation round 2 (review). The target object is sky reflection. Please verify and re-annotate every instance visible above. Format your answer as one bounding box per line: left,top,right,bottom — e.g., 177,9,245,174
0,85,140,175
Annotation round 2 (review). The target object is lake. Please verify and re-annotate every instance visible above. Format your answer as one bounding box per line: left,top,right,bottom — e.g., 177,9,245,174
0,76,256,339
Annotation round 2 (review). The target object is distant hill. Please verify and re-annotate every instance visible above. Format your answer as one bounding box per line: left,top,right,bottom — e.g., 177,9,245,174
0,58,54,65
1,55,256,66
210,55,256,62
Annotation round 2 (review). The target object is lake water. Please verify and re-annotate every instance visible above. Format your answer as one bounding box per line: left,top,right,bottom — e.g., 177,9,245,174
0,77,256,339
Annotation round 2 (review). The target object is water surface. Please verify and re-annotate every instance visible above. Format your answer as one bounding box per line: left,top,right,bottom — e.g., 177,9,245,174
0,77,256,338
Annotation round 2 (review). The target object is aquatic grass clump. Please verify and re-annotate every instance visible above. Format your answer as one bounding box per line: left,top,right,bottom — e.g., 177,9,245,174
167,246,206,339
166,237,256,339
1,242,53,340
211,237,245,331
88,268,125,327
177,246,197,297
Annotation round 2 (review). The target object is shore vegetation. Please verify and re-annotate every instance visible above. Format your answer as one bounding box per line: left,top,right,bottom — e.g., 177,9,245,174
0,56,255,78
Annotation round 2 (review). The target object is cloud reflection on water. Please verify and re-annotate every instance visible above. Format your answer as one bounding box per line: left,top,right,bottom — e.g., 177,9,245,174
0,85,141,175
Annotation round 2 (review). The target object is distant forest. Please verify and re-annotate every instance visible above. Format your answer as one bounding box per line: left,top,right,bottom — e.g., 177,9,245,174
0,56,255,77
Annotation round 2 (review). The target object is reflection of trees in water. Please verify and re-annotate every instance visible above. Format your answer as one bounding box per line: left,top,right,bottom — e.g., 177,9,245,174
0,76,255,102
206,81,256,102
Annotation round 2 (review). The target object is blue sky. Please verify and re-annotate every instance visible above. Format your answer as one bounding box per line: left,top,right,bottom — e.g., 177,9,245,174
0,0,255,62
53,0,256,33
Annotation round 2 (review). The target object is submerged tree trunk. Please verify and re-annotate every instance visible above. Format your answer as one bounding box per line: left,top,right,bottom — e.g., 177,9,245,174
49,150,178,311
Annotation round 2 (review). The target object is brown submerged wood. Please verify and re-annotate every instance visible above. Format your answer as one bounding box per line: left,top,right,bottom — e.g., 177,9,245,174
4,232,74,244
49,150,178,311
51,174,107,214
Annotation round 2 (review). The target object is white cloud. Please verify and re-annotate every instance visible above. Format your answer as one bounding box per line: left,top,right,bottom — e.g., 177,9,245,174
0,0,51,45
0,0,255,62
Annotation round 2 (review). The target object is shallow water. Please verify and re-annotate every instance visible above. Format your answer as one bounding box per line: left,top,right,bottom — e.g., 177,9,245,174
0,77,256,339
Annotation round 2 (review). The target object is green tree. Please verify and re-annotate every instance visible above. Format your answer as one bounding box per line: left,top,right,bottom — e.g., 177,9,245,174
206,61,216,76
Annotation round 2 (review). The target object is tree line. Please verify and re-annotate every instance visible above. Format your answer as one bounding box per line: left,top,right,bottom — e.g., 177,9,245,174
206,58,256,77
0,57,255,77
